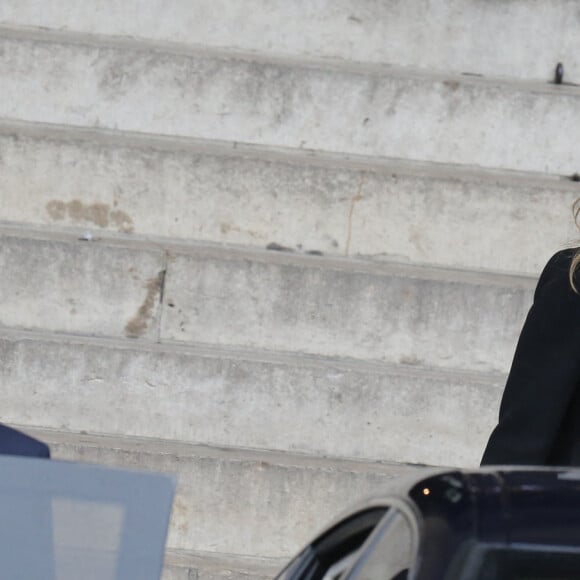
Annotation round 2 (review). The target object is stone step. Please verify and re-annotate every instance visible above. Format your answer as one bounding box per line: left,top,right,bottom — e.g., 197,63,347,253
1,121,577,275
0,29,579,174
0,228,166,340
16,427,418,559
1,328,502,467
0,226,535,374
157,248,534,377
163,549,283,580
1,1,578,82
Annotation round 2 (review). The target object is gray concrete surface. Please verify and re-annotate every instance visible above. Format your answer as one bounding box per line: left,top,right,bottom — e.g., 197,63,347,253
1,34,580,174
0,232,165,339
162,248,534,374
163,550,283,580
1,329,502,466
0,228,536,374
0,125,577,275
1,0,579,82
30,428,418,558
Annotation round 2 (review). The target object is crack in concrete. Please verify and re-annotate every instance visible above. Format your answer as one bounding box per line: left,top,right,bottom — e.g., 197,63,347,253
345,172,366,256
156,251,171,343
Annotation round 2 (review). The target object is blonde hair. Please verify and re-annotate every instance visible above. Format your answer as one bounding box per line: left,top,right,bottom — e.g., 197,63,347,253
570,198,580,293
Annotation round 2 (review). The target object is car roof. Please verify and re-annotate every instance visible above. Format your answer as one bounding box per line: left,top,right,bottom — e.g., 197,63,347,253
316,466,580,544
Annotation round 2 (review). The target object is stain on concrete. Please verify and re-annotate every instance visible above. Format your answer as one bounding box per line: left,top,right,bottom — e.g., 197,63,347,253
124,270,166,338
219,222,263,239
67,298,78,316
109,210,133,231
46,200,134,233
96,51,154,99
46,200,67,220
69,200,109,227
409,228,427,256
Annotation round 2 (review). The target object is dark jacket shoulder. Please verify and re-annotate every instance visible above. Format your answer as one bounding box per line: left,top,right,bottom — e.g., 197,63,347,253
534,248,580,308
0,424,50,458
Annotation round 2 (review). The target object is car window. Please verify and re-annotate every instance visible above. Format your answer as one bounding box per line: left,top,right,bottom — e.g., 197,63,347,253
322,551,360,580
275,508,388,580
343,508,415,580
456,544,580,580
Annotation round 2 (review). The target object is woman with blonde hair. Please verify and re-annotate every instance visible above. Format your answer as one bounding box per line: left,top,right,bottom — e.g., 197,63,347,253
481,201,580,466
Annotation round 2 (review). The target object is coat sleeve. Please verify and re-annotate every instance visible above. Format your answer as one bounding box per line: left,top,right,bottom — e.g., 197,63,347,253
481,249,580,465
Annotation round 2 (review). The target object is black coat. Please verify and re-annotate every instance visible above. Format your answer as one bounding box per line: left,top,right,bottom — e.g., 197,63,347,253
481,248,580,466
0,424,50,458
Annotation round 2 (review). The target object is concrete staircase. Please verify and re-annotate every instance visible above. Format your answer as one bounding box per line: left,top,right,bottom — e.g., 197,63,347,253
1,1,579,578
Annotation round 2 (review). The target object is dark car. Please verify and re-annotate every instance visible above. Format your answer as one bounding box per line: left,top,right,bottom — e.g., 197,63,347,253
275,467,580,580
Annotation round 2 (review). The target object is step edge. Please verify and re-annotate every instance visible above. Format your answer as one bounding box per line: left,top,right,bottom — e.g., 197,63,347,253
13,424,431,474
0,220,541,289
0,23,577,98
164,547,285,573
0,325,506,387
1,117,576,189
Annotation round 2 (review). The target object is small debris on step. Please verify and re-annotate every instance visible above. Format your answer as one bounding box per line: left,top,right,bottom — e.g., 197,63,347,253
555,63,564,85
266,242,295,252
79,230,95,242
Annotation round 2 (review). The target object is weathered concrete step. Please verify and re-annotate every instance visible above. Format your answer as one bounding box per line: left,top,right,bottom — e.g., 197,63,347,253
1,122,577,275
16,427,419,559
1,328,502,466
0,229,166,340
163,549,283,580
1,0,578,82
162,247,535,376
0,227,535,373
0,32,579,174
